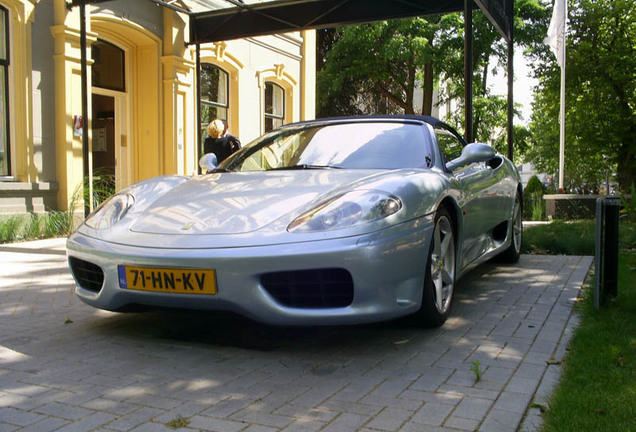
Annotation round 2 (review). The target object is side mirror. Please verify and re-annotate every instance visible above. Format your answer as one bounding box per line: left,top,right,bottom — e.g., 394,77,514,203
199,153,218,172
445,143,496,172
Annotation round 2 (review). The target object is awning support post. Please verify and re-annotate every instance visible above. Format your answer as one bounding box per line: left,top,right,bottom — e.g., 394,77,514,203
507,28,514,162
464,0,473,143
79,3,91,214
196,42,202,173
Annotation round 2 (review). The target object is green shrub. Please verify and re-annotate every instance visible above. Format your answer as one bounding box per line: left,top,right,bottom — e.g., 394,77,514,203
85,169,115,213
524,175,546,220
0,210,76,244
620,183,635,222
0,215,23,243
43,210,74,238
23,213,43,240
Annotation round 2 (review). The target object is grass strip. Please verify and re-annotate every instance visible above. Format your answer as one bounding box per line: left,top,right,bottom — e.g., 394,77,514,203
522,220,635,255
540,252,636,431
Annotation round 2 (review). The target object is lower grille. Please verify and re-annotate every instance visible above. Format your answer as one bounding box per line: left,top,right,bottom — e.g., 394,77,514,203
261,268,354,309
68,256,104,293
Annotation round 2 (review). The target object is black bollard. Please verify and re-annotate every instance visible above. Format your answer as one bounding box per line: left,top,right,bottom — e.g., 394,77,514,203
594,196,621,309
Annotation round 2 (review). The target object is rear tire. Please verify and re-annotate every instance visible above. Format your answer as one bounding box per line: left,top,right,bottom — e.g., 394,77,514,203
411,207,456,328
498,192,522,263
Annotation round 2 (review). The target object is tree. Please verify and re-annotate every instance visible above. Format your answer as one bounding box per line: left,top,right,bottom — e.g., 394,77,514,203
317,18,438,117
526,0,636,190
317,0,545,151
316,28,364,117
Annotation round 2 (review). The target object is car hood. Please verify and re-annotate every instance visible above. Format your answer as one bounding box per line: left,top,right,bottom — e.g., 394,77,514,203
129,170,389,235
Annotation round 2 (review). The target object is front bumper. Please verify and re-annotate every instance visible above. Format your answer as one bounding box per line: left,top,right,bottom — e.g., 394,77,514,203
66,216,434,326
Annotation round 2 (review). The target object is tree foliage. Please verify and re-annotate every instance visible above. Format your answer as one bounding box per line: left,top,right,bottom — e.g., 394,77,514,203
317,0,544,153
526,0,636,191
317,18,438,117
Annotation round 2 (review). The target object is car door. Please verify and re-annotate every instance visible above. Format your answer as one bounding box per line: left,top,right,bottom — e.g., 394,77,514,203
436,129,501,270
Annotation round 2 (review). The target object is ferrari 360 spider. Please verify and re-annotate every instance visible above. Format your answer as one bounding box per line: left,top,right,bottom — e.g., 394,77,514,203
67,116,522,327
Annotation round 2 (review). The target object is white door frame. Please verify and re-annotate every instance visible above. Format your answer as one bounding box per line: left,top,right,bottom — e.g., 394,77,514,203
91,87,131,192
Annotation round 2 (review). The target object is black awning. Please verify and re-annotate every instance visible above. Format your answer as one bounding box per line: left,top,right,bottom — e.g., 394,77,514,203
190,0,466,44
69,0,512,46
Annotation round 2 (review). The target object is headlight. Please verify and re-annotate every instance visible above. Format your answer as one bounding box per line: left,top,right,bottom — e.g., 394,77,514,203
84,193,135,230
288,190,402,233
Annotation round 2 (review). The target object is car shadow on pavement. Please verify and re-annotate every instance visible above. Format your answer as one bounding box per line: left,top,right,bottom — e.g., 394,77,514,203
78,270,484,353
86,307,438,352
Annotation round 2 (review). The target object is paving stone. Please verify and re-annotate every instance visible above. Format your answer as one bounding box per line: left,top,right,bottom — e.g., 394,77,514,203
202,396,255,418
409,367,454,392
505,376,541,395
399,390,462,406
80,396,144,416
451,397,493,420
33,401,93,420
52,411,118,432
443,416,481,431
0,241,593,432
275,404,339,422
492,391,533,414
321,413,370,431
230,408,295,429
280,419,327,432
7,417,69,432
365,407,413,431
187,414,248,431
411,402,454,426
327,379,381,403
319,400,383,416
0,407,46,427
242,425,279,432
478,408,523,432
107,406,164,431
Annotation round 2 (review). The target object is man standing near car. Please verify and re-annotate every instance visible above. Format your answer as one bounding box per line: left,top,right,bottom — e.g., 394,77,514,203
203,119,242,163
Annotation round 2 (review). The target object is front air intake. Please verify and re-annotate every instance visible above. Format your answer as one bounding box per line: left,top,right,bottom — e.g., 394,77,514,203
261,268,354,309
68,256,104,293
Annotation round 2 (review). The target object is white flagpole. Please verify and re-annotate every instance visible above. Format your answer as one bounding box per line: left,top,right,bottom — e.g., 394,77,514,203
545,0,567,191
558,15,566,192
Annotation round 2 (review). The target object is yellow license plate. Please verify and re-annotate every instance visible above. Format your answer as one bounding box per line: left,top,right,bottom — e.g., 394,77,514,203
118,265,217,294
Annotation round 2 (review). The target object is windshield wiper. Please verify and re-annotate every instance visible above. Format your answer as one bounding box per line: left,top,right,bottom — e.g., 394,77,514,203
267,164,341,171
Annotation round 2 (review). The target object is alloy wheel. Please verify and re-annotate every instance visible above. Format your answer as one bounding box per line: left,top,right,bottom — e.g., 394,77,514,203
430,215,455,314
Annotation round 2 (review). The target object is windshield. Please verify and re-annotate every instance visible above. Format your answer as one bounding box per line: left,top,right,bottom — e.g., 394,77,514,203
220,122,433,172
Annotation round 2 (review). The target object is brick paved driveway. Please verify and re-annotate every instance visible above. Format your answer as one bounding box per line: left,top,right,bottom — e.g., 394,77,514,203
0,238,592,432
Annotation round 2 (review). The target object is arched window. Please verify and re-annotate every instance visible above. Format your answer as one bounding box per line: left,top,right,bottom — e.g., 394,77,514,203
200,64,229,138
0,6,9,177
264,82,284,132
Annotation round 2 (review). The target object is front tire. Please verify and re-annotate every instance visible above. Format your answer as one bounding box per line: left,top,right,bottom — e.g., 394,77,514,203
411,207,456,328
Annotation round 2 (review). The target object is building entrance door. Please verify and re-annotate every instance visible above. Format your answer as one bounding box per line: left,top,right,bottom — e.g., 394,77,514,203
91,92,130,194
90,38,130,199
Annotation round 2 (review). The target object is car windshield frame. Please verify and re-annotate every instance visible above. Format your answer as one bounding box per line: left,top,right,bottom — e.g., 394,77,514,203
219,120,435,172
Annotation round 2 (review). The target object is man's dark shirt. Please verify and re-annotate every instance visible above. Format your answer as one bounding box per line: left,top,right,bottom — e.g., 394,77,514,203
203,134,241,163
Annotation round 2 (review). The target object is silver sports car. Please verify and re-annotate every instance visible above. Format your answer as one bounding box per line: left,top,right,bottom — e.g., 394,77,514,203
67,116,522,327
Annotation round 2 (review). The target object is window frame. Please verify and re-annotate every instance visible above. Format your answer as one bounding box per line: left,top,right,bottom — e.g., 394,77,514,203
200,63,229,139
435,126,466,166
264,81,285,133
91,39,126,93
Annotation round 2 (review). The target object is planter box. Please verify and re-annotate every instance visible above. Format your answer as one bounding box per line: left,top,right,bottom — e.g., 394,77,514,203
0,182,59,214
544,194,608,220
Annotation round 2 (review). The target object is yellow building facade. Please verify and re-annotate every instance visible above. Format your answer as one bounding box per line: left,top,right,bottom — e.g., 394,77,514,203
0,0,315,214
